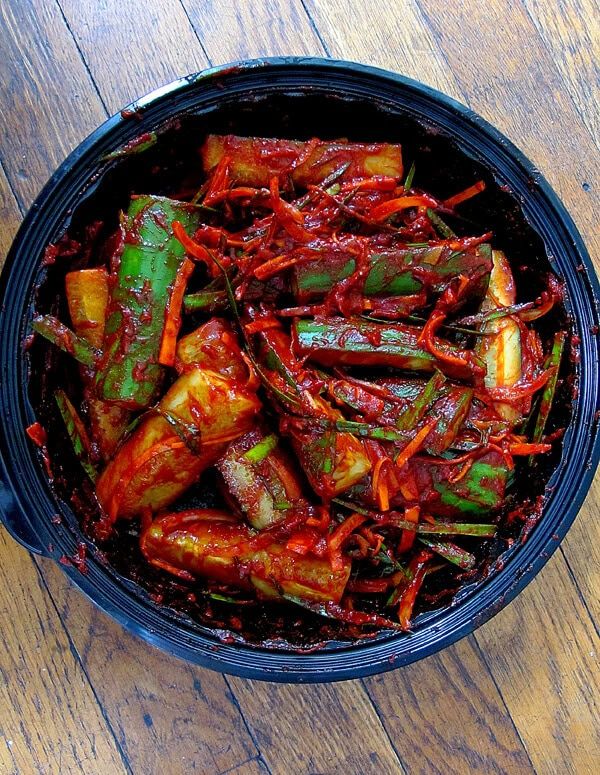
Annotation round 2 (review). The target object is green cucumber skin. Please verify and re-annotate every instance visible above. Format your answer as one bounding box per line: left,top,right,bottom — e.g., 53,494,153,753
96,196,199,409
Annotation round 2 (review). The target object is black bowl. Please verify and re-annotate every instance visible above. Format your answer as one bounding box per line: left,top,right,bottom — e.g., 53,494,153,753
1,58,599,682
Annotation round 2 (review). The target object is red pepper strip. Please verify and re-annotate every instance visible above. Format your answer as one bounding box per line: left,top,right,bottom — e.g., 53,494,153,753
509,442,552,455
346,578,393,593
397,550,433,630
203,186,265,206
443,180,486,209
328,512,368,570
269,176,314,243
253,253,305,281
243,318,283,335
26,421,47,447
369,194,437,222
159,258,195,367
395,420,437,471
203,155,231,206
398,505,420,553
172,220,221,277
372,457,393,511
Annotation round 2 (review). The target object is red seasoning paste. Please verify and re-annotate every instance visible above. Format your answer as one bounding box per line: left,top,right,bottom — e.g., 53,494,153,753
28,134,568,639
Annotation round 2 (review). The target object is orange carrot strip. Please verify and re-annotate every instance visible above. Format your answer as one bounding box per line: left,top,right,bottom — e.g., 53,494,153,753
370,195,437,221
395,420,437,471
159,258,195,366
172,220,220,277
443,180,486,209
398,505,420,553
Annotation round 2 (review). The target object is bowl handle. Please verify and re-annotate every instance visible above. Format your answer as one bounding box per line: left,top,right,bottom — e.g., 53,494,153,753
0,477,47,555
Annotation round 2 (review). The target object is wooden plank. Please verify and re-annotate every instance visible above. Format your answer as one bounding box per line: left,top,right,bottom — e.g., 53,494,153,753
219,757,271,775
303,0,463,97
181,0,324,61
417,0,599,253
0,528,129,775
364,636,535,774
42,560,259,775
0,0,106,209
227,677,406,775
417,0,600,625
562,478,600,625
475,551,600,772
524,0,600,146
58,0,210,114
0,163,23,260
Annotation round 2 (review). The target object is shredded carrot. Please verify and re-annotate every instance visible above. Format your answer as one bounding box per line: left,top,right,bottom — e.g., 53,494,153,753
203,155,231,206
372,457,391,511
395,420,437,471
369,194,437,221
509,442,552,455
449,457,475,483
172,220,220,276
159,258,195,366
397,550,432,630
328,512,368,570
269,176,314,243
398,505,420,553
253,253,304,281
243,318,283,335
443,180,486,209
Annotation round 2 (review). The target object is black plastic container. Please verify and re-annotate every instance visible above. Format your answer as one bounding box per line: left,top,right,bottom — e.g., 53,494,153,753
1,58,599,682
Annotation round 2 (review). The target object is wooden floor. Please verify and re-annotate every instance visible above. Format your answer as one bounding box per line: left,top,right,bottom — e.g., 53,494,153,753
0,1,598,773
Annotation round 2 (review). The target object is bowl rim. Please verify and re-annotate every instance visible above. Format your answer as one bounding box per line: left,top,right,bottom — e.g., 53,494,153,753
1,56,599,682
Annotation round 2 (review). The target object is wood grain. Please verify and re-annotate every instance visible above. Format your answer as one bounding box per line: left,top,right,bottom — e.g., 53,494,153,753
476,551,600,773
304,0,462,97
0,528,128,775
0,162,22,259
0,0,106,208
58,0,210,114
0,1,599,773
416,0,600,629
364,636,535,774
181,0,324,61
417,0,599,252
227,676,406,774
39,560,259,775
524,0,600,146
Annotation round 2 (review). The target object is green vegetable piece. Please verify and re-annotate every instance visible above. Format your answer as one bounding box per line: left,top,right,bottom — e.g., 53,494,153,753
32,316,98,368
54,390,97,482
243,433,278,463
103,131,158,160
96,195,200,409
293,317,485,382
418,537,476,569
529,331,566,463
183,289,228,313
395,371,447,431
434,460,507,516
426,208,456,239
292,244,492,303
